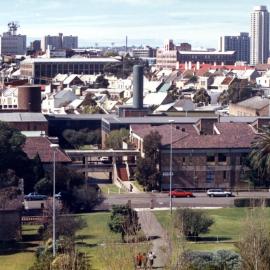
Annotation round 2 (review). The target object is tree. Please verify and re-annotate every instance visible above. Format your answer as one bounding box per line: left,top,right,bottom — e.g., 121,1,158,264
108,204,141,242
189,75,198,84
193,88,211,106
34,165,85,196
236,209,270,270
249,127,270,186
63,129,101,149
105,129,129,149
95,75,109,88
136,157,160,191
135,131,162,190
174,208,214,240
81,93,97,107
218,79,253,105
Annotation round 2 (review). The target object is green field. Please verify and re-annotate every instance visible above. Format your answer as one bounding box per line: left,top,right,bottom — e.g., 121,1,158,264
154,208,270,252
0,213,148,270
0,225,40,270
99,184,127,194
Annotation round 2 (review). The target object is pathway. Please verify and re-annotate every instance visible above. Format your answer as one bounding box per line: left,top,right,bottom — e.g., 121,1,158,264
137,210,171,269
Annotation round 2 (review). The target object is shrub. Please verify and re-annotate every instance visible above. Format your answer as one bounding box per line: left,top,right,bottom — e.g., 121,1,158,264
234,198,270,207
174,208,214,240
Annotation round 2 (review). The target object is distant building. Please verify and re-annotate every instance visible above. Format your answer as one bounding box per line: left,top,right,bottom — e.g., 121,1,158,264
177,43,192,51
20,57,119,83
250,6,269,65
0,22,26,55
156,49,179,69
219,33,250,63
132,46,156,58
30,40,41,52
178,51,236,65
42,33,78,51
164,39,175,51
63,35,78,49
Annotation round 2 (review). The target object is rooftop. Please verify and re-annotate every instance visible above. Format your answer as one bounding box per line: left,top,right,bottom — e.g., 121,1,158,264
235,96,270,110
23,136,71,163
131,122,257,149
0,113,47,122
21,57,119,64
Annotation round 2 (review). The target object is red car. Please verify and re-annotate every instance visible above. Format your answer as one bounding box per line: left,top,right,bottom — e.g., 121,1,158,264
169,189,194,198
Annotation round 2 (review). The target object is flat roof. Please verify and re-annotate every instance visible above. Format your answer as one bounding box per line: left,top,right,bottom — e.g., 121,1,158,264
0,113,47,122
179,51,236,55
46,114,114,121
21,57,119,64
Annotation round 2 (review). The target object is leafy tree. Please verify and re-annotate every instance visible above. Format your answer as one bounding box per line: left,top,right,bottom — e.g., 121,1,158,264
105,128,129,149
193,88,211,105
189,75,198,84
218,79,253,105
81,93,97,107
249,127,270,186
34,165,85,195
63,129,101,149
136,157,160,191
95,75,109,88
108,204,141,242
236,209,270,270
174,208,214,240
135,131,162,190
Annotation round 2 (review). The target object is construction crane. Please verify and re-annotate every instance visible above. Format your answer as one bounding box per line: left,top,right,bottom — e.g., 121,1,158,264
8,21,19,35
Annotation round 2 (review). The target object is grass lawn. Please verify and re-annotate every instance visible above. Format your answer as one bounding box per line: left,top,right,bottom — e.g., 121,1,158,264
76,212,150,270
131,180,144,192
0,225,40,270
154,208,270,252
99,184,126,194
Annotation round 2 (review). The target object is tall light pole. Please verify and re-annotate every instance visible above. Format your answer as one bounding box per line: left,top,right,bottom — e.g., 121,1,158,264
50,143,59,257
168,120,175,214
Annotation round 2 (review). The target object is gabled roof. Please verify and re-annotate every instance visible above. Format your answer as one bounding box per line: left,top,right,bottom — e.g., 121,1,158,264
23,136,71,163
63,75,83,85
235,96,270,110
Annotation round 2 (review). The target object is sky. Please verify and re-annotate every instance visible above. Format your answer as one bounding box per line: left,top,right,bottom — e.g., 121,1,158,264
1,0,270,48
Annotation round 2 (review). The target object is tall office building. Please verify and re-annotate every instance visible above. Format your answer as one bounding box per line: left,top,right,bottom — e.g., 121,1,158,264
0,22,26,55
219,33,250,63
63,36,78,49
42,33,78,51
250,6,269,65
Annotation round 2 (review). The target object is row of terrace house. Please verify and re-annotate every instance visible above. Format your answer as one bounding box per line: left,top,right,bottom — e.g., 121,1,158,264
130,118,270,190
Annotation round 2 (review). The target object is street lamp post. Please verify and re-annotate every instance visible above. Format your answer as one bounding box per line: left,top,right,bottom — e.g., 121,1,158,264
168,120,175,214
50,143,59,257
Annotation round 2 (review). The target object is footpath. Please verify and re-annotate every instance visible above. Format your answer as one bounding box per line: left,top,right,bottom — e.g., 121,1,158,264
137,210,171,269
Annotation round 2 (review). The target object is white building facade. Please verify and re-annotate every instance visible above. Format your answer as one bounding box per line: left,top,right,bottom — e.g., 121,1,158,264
250,6,269,65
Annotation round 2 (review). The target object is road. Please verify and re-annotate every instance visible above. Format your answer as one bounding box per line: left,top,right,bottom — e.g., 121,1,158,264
94,192,270,210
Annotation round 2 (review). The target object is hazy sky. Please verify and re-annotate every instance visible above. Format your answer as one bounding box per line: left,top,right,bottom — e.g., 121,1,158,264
1,0,270,48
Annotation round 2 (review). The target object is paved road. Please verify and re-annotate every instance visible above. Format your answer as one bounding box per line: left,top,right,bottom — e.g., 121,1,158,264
95,192,270,210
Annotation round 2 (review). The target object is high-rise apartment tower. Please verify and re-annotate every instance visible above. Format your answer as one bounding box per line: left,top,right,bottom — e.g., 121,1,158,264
250,6,269,65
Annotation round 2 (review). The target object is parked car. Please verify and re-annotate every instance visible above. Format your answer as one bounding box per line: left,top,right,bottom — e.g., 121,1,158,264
24,192,48,201
169,189,194,198
207,189,233,197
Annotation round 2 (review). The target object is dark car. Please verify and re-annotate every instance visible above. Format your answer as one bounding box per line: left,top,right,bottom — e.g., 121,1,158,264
169,189,194,198
24,192,48,201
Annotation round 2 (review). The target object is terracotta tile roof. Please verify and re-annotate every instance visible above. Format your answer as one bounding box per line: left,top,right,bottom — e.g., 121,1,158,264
221,77,234,85
131,122,256,149
23,137,71,163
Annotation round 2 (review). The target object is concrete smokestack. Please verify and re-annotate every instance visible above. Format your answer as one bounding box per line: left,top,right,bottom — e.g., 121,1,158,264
133,65,144,109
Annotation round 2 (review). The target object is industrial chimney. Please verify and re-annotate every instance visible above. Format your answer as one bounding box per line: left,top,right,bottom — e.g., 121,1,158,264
133,65,144,109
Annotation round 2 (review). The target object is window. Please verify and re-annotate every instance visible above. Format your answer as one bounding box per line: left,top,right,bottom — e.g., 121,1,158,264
182,157,186,164
206,171,214,183
207,154,215,163
223,171,227,180
218,153,227,163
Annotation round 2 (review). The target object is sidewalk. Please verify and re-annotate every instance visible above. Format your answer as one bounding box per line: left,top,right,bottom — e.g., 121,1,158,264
121,180,141,193
137,210,171,269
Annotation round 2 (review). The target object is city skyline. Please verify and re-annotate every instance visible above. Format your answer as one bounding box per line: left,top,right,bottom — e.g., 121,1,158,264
0,0,269,48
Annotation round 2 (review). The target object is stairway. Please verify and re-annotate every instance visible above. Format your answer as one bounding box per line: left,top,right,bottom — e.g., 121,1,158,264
117,165,129,181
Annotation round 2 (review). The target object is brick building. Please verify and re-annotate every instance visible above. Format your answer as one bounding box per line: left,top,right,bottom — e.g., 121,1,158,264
130,118,268,190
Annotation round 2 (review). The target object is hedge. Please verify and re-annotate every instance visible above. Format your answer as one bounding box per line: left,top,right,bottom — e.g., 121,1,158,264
234,198,270,207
